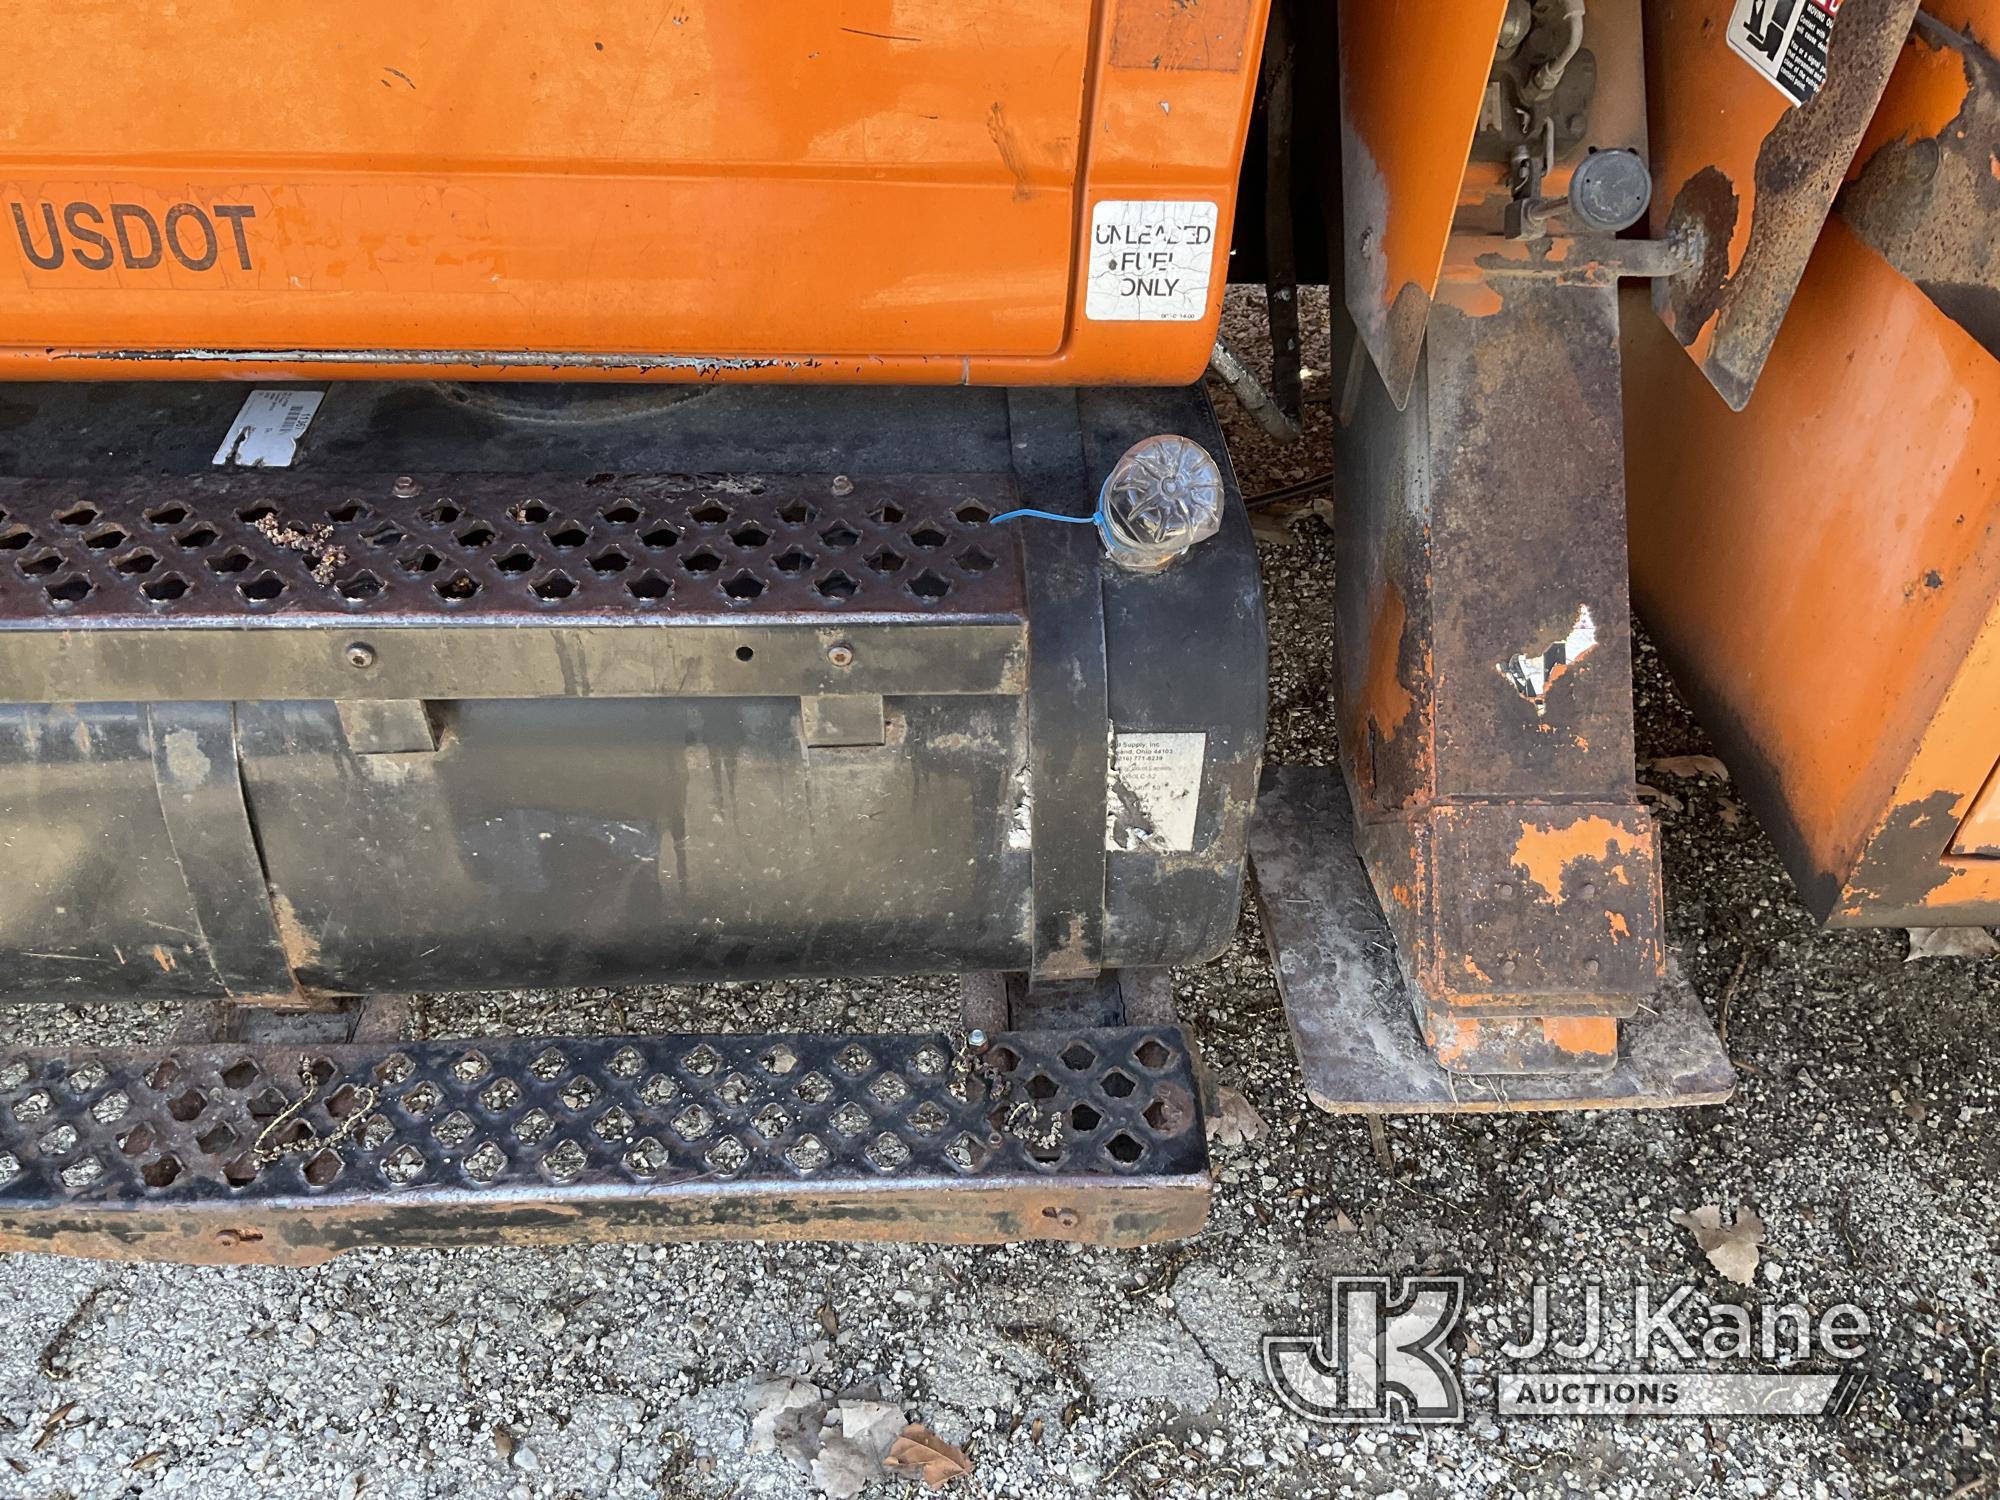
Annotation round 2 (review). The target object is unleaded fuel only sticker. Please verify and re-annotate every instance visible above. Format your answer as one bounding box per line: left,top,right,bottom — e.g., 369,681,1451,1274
1727,0,1840,106
1085,200,1219,322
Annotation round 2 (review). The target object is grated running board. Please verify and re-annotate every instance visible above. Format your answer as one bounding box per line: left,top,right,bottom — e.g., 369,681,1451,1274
0,1028,1209,1263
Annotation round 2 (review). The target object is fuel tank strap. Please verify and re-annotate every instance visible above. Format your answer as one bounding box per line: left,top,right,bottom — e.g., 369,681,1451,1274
144,702,299,1003
1008,391,1109,981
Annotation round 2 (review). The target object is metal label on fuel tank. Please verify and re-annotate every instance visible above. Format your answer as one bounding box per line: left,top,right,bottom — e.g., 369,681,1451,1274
1107,730,1207,852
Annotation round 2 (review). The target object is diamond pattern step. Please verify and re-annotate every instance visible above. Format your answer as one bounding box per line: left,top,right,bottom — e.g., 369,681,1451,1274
0,1029,1209,1263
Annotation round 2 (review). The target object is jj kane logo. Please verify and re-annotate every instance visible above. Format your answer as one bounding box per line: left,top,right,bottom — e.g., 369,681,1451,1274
1265,1276,1870,1423
1263,1277,1467,1424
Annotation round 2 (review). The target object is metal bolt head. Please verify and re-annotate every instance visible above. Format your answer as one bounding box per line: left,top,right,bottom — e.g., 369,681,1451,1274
345,642,377,669
1580,882,1598,901
965,1028,989,1051
1500,958,1518,977
1497,882,1515,898
392,475,420,499
826,641,856,669
830,474,854,497
1583,957,1602,977
1055,1207,1081,1229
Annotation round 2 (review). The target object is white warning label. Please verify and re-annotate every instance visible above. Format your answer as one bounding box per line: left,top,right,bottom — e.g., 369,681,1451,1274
1727,0,1840,107
1106,731,1206,853
213,388,324,468
1085,200,1220,323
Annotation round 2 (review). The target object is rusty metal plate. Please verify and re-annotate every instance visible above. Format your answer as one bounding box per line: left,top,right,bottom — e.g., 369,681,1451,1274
0,1028,1209,1263
1646,0,1924,409
1337,0,1510,409
1249,766,1735,1112
1429,801,1664,1014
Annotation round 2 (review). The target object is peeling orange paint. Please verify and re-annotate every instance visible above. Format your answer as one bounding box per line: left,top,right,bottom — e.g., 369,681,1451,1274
151,944,177,973
1848,19,1974,183
1431,1024,1476,1070
1433,270,1504,318
1510,815,1645,904
1608,910,1631,939
1427,1014,1617,1071
1542,1016,1617,1056
1364,584,1414,744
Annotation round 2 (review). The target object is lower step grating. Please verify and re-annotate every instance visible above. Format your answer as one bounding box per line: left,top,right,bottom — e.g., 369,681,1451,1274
0,1028,1209,1262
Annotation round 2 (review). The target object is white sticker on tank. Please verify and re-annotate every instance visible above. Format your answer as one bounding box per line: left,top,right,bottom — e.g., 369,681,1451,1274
213,387,324,468
1085,200,1220,322
1107,731,1207,852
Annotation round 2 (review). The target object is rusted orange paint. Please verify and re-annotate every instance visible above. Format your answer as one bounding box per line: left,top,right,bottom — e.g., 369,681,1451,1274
1364,583,1414,745
151,945,176,973
1541,1017,1617,1057
1427,1014,1618,1071
1643,0,1921,407
1608,911,1631,939
1432,269,1505,318
0,0,1270,385
1337,0,1509,401
1627,215,2000,921
1509,815,1645,904
1643,0,1787,364
1849,12,1976,179
1431,1024,1476,1070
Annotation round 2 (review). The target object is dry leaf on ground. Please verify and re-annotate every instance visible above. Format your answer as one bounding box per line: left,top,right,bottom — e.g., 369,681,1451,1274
1246,495,1335,546
1636,783,1685,814
1717,798,1744,828
1647,754,1730,781
1673,1204,1765,1286
1206,1086,1266,1147
745,1377,825,1459
885,1424,974,1489
835,1399,908,1462
1905,926,2000,960
1249,507,1301,546
811,1437,880,1500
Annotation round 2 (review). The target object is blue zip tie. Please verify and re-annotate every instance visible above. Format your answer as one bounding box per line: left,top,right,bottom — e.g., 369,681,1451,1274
988,506,1101,526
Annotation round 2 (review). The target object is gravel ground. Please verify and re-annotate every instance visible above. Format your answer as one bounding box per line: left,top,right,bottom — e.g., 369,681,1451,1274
0,289,1995,1500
